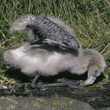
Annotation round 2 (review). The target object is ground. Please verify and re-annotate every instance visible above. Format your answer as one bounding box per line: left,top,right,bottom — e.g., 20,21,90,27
0,68,110,110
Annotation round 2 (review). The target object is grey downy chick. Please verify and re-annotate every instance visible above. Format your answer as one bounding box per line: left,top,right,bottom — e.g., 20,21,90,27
4,14,106,88
3,42,106,88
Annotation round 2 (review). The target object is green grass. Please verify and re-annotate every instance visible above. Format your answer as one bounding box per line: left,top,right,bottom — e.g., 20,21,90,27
0,0,110,89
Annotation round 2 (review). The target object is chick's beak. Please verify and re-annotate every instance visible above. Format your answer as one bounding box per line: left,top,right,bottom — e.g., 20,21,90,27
80,76,97,86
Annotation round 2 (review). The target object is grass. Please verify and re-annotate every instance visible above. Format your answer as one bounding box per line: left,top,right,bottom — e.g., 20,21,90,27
0,0,110,89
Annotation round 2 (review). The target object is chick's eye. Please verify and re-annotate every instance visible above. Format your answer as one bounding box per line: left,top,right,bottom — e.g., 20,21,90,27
95,70,98,73
92,70,98,78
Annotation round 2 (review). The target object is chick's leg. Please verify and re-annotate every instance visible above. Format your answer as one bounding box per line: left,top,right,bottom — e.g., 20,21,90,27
57,78,83,89
31,74,40,88
31,75,83,89
31,74,68,89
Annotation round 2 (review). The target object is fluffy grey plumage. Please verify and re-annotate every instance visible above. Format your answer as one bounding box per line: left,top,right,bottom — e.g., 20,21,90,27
3,42,106,87
9,14,36,33
4,14,106,88
10,14,80,50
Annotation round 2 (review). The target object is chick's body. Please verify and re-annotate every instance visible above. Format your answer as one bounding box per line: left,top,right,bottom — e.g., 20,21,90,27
4,14,106,87
4,42,80,77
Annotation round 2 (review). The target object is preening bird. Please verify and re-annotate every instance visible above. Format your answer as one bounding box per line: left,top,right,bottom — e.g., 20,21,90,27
9,14,80,51
3,15,106,88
